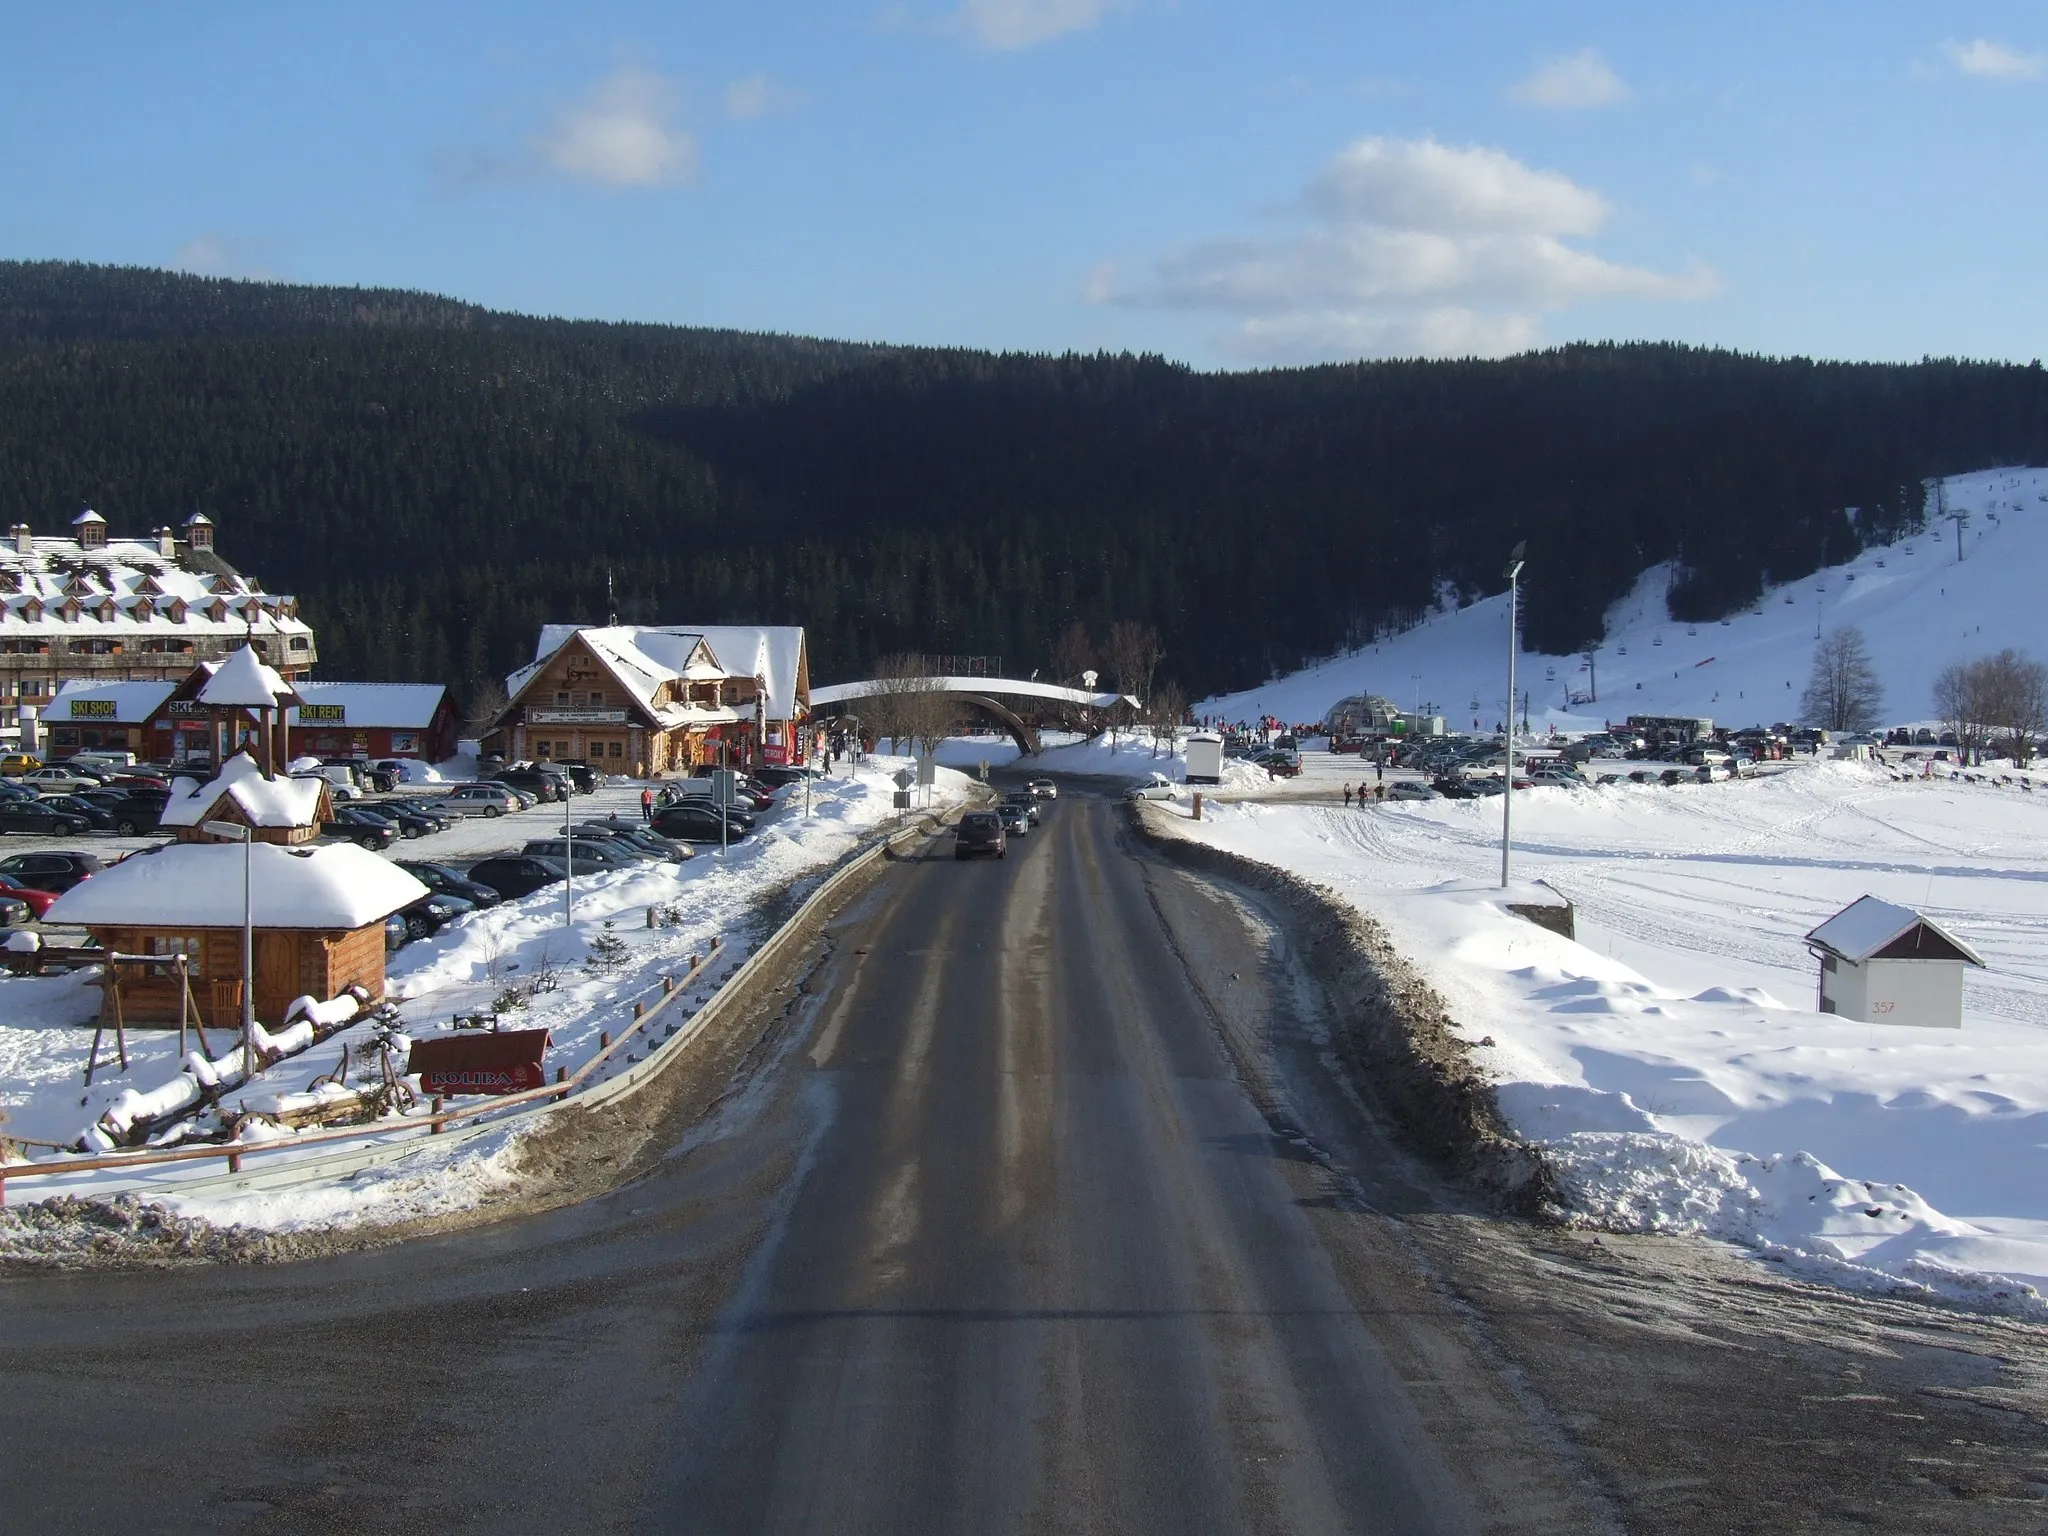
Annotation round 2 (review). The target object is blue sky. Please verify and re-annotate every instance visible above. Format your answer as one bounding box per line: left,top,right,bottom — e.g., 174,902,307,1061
4,2,2045,368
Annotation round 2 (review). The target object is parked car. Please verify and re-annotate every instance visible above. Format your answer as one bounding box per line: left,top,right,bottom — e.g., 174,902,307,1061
1387,780,1440,802
955,810,1008,859
1431,776,1484,800
397,891,475,943
368,804,440,839
0,752,43,776
572,821,692,863
108,772,171,793
0,800,94,836
1125,774,1176,801
441,783,520,817
0,893,30,926
1026,778,1058,799
35,793,116,831
554,825,669,863
78,789,168,836
751,764,818,788
379,798,451,833
324,757,397,792
0,850,103,893
18,765,99,794
323,805,399,848
293,772,359,803
550,760,600,794
650,802,753,843
1659,768,1688,787
385,912,410,951
0,779,34,801
464,854,570,900
494,767,565,803
396,860,502,908
0,871,62,918
520,838,640,874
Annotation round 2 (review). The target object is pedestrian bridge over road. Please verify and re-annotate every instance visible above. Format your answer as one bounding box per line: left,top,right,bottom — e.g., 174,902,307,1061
809,676,1136,755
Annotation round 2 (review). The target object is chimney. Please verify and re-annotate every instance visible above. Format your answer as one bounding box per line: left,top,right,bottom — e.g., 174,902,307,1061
154,526,176,557
183,511,215,552
8,524,27,556
72,508,107,551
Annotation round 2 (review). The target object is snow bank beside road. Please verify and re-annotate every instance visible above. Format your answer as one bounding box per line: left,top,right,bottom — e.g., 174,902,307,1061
1161,761,2048,1310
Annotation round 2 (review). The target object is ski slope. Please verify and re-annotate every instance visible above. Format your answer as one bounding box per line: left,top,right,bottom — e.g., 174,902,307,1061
1203,467,2048,734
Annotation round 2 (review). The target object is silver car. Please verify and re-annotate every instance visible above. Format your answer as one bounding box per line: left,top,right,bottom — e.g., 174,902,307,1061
441,783,520,818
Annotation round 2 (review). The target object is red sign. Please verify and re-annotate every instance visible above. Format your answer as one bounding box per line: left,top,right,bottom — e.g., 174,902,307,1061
407,1028,550,1096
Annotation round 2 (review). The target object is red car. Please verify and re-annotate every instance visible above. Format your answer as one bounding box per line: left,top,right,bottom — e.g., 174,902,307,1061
0,873,60,919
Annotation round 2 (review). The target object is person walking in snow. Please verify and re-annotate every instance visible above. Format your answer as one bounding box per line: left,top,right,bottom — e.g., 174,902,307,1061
1344,785,1353,808
641,786,655,823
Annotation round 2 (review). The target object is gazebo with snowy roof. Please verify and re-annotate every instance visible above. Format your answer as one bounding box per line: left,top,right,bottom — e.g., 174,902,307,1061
1804,896,1985,1030
46,753,426,1028
196,643,302,773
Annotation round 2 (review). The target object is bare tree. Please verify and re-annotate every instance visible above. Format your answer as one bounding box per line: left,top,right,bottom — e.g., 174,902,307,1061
1103,620,1164,704
1800,626,1884,732
862,653,956,760
1932,659,1989,766
1938,649,2047,765
464,676,510,739
1982,649,2048,765
1148,682,1188,758
1050,621,1097,686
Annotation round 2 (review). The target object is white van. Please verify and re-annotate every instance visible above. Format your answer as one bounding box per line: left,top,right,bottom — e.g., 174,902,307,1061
70,749,138,771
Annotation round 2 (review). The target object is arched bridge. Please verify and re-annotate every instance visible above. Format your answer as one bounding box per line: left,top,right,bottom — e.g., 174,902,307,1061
809,677,1137,755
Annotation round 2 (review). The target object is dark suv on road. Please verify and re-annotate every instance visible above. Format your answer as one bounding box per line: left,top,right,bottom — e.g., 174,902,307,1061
955,811,1007,860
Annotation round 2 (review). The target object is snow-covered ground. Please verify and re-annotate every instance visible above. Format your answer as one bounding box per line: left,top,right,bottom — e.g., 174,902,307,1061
920,729,1191,780
1203,466,2048,735
0,756,975,1232
1156,759,2048,1312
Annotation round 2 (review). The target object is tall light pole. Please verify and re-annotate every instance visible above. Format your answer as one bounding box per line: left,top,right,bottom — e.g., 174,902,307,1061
203,819,255,1078
1501,542,1526,889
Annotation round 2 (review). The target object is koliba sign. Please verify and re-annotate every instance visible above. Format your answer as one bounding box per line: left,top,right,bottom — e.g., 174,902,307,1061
530,707,627,724
406,1028,550,1097
68,698,118,719
298,703,346,723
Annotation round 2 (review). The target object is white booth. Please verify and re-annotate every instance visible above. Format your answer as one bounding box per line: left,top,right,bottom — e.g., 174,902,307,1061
1184,731,1223,786
1804,896,1983,1029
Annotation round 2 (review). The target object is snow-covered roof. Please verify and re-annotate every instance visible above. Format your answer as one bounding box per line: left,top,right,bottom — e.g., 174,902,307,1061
0,531,310,641
47,678,178,724
525,623,809,720
286,682,447,729
1806,896,1985,966
197,645,296,708
159,752,325,829
47,840,427,930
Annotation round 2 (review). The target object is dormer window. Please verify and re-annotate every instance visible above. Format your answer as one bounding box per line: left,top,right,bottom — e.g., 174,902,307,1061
65,574,95,598
167,597,188,623
135,574,163,597
96,598,118,623
20,597,42,622
0,572,17,594
206,598,230,623
209,574,241,595
59,598,82,623
131,596,155,621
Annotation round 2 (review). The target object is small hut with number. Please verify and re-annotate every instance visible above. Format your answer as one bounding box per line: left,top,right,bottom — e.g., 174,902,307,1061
1804,896,1985,1030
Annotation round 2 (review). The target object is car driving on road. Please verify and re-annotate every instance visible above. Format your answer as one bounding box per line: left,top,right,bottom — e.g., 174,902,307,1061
955,811,1007,859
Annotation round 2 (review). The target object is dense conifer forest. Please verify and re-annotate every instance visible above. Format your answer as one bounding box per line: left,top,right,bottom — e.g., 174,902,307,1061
4,260,2045,707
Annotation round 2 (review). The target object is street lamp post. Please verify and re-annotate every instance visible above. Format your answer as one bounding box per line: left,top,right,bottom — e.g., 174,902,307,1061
202,819,255,1078
1501,542,1526,889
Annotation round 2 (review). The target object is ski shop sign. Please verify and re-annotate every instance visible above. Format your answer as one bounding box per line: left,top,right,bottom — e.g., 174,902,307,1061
406,1028,551,1096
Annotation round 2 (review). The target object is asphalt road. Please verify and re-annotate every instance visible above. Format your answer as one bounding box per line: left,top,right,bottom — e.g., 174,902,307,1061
0,789,1602,1534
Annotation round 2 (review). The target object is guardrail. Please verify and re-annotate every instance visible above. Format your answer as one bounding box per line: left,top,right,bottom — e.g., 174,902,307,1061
0,803,968,1207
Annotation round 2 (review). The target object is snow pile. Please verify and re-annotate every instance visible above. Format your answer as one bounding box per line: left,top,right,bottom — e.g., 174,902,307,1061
1203,466,2048,734
923,729,1191,780
1164,757,2048,1307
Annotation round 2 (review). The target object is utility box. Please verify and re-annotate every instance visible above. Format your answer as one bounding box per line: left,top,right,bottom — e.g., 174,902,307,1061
1185,731,1223,785
1804,895,1983,1029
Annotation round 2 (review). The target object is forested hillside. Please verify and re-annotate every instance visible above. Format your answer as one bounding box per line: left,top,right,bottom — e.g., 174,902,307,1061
4,260,2044,708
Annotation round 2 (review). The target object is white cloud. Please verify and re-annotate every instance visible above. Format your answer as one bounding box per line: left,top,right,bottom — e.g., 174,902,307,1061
1942,37,2044,81
535,66,698,188
1507,48,1630,109
954,0,1125,51
1307,136,1608,236
171,231,283,281
725,72,806,119
1105,135,1715,363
